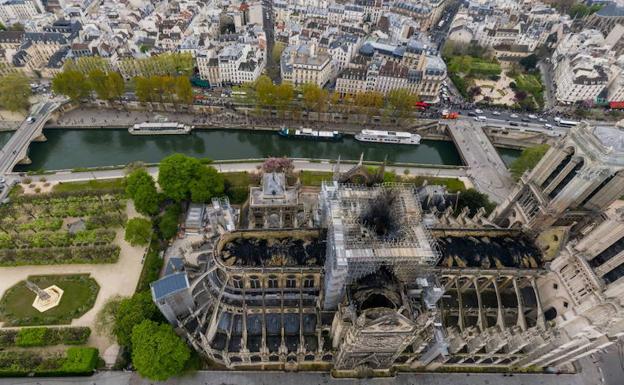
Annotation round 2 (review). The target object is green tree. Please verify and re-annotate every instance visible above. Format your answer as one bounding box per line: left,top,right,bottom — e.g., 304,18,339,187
124,218,152,246
52,70,91,102
271,42,285,64
175,76,193,104
88,69,109,100
131,320,190,381
354,91,384,116
519,54,539,72
134,76,151,102
157,204,181,239
158,154,199,201
510,144,549,180
386,88,418,119
189,165,225,202
456,188,496,216
113,291,158,347
106,72,125,101
0,73,31,111
254,75,275,108
301,83,327,112
274,82,294,111
126,169,160,216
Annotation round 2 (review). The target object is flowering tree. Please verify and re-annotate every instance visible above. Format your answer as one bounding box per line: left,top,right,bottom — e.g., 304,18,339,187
261,157,294,174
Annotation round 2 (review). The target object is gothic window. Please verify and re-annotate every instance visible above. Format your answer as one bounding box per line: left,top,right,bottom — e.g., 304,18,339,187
231,275,243,289
250,276,261,289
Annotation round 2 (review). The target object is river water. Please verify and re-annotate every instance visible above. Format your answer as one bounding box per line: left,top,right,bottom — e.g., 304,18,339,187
0,129,521,172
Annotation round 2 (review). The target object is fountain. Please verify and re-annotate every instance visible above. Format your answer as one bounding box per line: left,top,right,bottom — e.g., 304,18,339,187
26,280,64,312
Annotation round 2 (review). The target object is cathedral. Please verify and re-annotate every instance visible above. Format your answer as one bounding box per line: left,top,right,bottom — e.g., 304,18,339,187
150,122,624,375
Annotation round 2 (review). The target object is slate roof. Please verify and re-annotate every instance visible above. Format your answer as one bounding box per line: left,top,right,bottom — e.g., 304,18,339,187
151,272,189,300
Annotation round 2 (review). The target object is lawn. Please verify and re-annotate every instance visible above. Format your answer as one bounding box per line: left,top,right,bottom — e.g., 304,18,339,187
398,175,466,192
299,171,333,186
53,178,125,193
514,73,543,95
223,172,253,204
0,274,100,326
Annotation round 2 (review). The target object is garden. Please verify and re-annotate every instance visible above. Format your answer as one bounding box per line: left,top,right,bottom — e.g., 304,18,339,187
0,326,91,348
443,42,502,100
0,190,126,266
0,347,99,377
0,274,100,326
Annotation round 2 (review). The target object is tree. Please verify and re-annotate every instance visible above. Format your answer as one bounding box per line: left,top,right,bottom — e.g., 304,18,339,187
157,204,181,239
386,88,418,119
271,42,285,64
95,295,123,338
124,218,152,246
158,154,199,201
131,320,190,381
113,291,158,347
254,75,275,108
519,54,539,72
106,72,125,101
0,73,31,111
261,157,294,174
189,165,225,202
174,76,193,104
158,154,223,202
456,188,496,216
88,69,109,100
126,169,160,216
302,83,328,112
510,144,550,180
52,70,91,102
274,82,294,111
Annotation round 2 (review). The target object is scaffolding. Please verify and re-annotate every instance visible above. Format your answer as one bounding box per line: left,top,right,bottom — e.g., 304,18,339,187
321,182,441,309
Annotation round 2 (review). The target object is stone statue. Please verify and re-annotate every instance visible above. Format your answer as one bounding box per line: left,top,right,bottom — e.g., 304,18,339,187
25,280,51,301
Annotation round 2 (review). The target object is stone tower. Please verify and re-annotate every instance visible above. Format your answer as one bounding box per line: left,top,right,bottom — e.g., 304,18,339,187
530,207,624,368
490,123,624,232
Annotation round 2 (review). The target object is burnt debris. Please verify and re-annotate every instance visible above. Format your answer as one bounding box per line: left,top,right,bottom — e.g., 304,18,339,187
221,234,326,267
361,190,400,238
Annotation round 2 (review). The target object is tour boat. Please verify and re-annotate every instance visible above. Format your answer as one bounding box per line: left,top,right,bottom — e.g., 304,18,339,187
278,127,342,141
128,122,192,135
354,129,421,145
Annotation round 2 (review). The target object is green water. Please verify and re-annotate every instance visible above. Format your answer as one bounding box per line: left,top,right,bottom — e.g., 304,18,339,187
15,129,468,171
0,131,11,148
497,147,523,166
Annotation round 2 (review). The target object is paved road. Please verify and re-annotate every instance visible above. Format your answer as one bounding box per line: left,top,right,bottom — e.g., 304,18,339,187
0,370,590,385
0,101,60,175
447,120,513,203
18,159,468,184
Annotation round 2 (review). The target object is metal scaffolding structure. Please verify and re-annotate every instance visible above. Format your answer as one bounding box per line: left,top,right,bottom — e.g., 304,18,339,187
321,182,441,309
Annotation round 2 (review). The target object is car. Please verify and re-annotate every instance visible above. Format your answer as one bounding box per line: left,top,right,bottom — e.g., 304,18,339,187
544,123,553,129
528,114,538,119
521,123,529,127
492,111,501,116
538,118,547,122
510,113,519,119
0,176,5,184
26,116,35,123
468,112,477,117
508,121,519,126
475,109,483,114
521,118,530,122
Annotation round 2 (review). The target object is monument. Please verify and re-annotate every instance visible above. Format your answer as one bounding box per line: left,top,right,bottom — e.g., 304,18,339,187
26,280,64,312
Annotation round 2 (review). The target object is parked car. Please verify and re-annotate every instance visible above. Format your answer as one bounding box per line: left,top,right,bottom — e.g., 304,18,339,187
475,109,484,114
544,123,553,129
492,111,501,116
528,114,538,119
510,113,519,119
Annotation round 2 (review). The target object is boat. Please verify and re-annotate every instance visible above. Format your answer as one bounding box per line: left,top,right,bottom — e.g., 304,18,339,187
278,127,342,141
354,129,421,145
128,122,192,135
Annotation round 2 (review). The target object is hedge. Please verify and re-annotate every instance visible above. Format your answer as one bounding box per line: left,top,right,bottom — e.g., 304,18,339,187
11,327,91,347
0,244,120,266
0,347,98,377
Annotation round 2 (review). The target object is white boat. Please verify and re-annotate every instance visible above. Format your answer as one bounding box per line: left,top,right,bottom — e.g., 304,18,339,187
354,129,421,145
128,122,192,135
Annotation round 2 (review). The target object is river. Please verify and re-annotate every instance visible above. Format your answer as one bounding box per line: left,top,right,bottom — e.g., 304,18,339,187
1,129,520,172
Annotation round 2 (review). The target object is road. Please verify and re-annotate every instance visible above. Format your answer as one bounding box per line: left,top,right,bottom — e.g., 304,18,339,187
19,159,468,185
0,101,59,175
0,370,592,385
447,119,513,203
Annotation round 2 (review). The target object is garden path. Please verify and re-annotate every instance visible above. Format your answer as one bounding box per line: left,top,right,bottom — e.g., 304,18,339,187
0,202,147,356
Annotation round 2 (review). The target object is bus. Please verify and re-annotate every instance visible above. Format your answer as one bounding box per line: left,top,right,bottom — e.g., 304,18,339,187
556,119,580,128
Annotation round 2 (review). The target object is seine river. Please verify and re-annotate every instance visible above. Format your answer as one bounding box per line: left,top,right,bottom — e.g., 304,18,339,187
0,129,521,171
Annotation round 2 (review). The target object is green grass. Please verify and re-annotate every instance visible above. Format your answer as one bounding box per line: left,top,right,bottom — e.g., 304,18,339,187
398,175,466,192
299,171,333,186
0,274,100,326
53,178,125,193
223,172,253,204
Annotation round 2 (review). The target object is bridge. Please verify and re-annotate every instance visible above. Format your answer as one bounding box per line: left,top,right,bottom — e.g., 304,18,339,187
446,119,514,203
0,101,62,175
